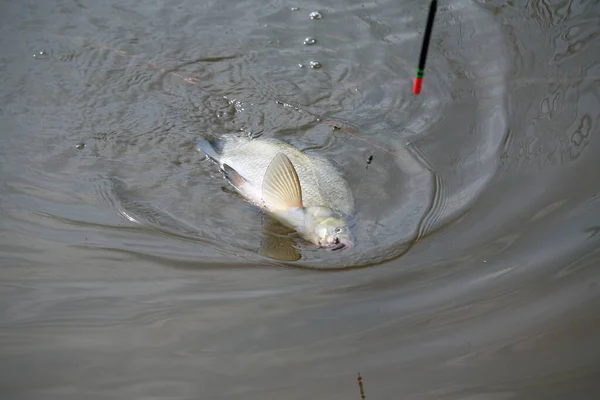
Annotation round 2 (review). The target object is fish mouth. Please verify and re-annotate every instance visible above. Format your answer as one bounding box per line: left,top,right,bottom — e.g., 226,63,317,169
331,243,346,251
330,237,347,251
318,237,351,251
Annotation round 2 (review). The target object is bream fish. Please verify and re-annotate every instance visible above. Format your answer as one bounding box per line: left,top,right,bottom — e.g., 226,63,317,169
196,135,355,251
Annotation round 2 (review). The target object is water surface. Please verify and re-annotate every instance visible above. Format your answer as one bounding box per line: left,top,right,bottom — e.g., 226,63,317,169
1,0,599,398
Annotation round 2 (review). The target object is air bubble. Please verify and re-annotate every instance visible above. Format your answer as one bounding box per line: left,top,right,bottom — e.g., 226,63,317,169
33,50,47,59
309,11,322,20
309,61,321,69
303,37,316,45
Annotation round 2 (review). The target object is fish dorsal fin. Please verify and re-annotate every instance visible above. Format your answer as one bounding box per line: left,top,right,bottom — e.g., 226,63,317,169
262,153,303,211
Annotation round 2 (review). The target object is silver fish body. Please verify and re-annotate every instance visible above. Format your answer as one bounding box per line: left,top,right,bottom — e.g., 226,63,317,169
196,135,355,250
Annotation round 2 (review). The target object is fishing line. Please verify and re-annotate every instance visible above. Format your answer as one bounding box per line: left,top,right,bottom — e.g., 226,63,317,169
275,100,397,157
59,35,402,158
57,1,439,162
58,4,599,165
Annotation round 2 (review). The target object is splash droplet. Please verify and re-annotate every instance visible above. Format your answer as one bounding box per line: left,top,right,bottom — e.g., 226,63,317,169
75,143,85,149
309,61,321,69
291,7,300,11
303,37,316,45
309,11,322,20
298,63,304,68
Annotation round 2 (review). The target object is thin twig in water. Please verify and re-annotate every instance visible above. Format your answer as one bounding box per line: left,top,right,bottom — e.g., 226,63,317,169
366,155,374,170
357,372,366,399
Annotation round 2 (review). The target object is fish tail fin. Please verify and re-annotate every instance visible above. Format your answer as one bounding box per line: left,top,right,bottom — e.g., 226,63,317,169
195,136,225,162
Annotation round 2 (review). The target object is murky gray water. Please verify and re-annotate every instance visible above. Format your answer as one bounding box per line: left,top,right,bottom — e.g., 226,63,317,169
1,0,600,398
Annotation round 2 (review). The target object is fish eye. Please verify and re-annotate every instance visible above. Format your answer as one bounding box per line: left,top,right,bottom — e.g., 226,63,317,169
334,227,342,234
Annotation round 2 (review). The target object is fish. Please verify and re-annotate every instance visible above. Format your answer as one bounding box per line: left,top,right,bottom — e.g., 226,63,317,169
196,135,355,251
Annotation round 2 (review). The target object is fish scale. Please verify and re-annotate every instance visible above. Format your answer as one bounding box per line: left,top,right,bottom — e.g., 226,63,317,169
211,136,355,217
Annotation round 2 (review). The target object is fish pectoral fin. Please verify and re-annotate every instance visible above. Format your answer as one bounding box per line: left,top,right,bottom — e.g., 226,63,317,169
262,153,304,211
221,164,248,190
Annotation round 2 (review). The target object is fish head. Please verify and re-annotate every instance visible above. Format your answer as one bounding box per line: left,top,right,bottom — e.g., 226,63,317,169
305,206,354,251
